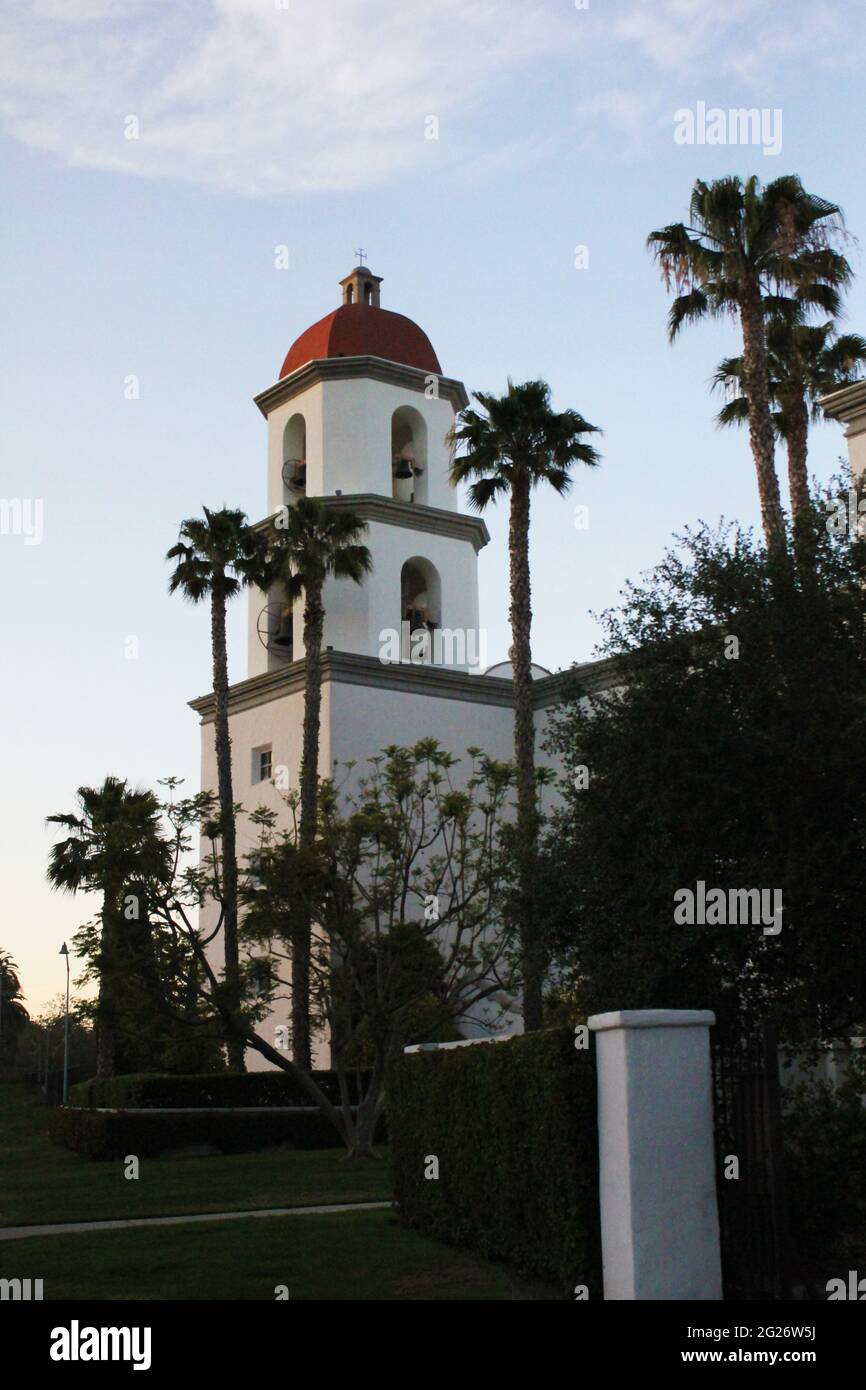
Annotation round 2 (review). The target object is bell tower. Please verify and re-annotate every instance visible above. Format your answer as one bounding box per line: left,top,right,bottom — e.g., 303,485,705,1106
340,258,382,307
247,266,488,676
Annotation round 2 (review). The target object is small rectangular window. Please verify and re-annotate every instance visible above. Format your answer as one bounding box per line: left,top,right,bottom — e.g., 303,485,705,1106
253,745,272,783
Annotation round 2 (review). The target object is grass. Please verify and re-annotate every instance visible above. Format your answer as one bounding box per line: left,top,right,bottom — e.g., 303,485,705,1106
0,1083,390,1227
0,1083,558,1299
0,1209,557,1299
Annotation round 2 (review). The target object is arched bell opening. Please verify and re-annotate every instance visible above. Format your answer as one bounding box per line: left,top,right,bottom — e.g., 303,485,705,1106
400,557,441,664
281,413,307,499
256,588,294,664
391,406,428,505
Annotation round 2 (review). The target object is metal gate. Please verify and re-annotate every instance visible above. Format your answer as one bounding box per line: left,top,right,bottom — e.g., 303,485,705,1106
711,1021,793,1300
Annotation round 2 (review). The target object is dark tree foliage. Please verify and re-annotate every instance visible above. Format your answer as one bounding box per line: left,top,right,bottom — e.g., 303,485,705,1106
544,498,866,1049
0,951,30,1067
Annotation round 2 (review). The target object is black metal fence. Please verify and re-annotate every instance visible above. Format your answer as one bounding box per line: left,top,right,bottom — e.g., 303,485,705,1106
711,1021,793,1300
17,1067,88,1106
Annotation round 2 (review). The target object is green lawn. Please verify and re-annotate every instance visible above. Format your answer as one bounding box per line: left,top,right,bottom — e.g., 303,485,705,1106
0,1083,390,1227
1,1209,556,1299
0,1083,558,1299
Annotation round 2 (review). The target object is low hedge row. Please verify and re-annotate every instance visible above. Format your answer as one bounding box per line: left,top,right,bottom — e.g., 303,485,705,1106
387,1028,601,1296
68,1070,363,1110
48,1105,364,1160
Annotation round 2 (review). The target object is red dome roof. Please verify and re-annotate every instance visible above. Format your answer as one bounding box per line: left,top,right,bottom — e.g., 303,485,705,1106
280,303,441,379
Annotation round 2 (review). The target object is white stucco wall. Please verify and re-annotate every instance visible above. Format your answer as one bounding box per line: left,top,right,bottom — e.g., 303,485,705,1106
197,671,569,1070
589,1010,723,1300
198,684,329,1071
246,523,483,676
325,523,482,667
822,380,866,489
263,372,457,511
264,385,325,514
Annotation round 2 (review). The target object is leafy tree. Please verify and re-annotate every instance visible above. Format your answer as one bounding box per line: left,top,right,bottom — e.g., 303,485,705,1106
714,312,866,554
448,380,601,1031
71,908,225,1075
16,996,97,1088
543,502,866,1050
781,1052,866,1282
145,744,516,1156
265,498,371,1068
648,175,850,558
242,741,517,1155
167,507,269,1070
46,778,169,1077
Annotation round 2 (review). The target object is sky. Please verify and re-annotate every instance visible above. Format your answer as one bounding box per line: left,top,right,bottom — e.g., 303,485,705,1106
2,0,865,1014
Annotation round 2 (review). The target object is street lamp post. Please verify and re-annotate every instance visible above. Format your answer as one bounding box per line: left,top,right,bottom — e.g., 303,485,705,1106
59,943,70,1104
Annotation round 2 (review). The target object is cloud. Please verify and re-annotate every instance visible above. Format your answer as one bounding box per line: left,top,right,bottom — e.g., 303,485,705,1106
0,0,860,196
0,0,573,194
615,0,862,87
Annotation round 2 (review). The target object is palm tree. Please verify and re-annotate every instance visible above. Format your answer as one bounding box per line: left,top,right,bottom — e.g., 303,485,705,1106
448,379,601,1031
267,497,372,1068
714,315,866,551
648,175,850,558
46,778,166,1078
167,507,269,1072
0,951,29,1062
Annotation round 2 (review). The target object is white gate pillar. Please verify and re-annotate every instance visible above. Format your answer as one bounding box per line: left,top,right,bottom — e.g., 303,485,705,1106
588,1009,722,1300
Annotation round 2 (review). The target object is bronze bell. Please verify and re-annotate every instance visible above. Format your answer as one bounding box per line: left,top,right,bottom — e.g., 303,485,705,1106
273,607,292,645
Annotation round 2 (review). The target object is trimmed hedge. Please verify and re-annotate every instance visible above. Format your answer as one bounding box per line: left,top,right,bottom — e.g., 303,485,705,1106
387,1028,601,1295
48,1106,361,1160
782,1075,866,1279
68,1070,360,1110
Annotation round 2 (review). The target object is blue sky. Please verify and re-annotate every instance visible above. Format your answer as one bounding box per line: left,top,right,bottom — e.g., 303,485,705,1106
2,0,864,1012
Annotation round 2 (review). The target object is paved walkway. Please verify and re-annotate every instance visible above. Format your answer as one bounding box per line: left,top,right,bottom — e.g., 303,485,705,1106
0,1200,392,1242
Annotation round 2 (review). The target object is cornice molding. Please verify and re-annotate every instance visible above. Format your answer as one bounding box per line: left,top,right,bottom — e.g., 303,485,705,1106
254,355,469,417
821,379,866,433
255,493,489,552
189,650,619,723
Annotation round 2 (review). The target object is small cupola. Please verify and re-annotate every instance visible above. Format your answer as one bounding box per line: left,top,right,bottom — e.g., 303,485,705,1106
340,261,383,308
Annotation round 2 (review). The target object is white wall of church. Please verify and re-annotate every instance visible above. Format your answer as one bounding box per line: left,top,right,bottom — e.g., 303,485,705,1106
246,528,482,674
265,386,325,514
247,585,270,678
323,523,482,667
263,376,457,510
198,684,331,1072
328,681,566,815
327,681,566,1041
197,675,568,1071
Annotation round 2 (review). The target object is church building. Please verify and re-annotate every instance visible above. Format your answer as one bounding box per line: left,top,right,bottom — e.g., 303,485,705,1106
189,264,612,1065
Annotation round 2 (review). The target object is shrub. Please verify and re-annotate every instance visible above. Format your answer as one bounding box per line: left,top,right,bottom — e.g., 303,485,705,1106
67,1070,366,1110
782,1072,866,1280
387,1028,600,1295
48,1105,384,1160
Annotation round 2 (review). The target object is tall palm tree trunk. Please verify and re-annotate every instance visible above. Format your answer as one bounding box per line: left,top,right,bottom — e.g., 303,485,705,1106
739,279,788,559
508,476,543,1031
95,889,120,1079
783,394,814,564
210,583,245,1073
295,577,325,1070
